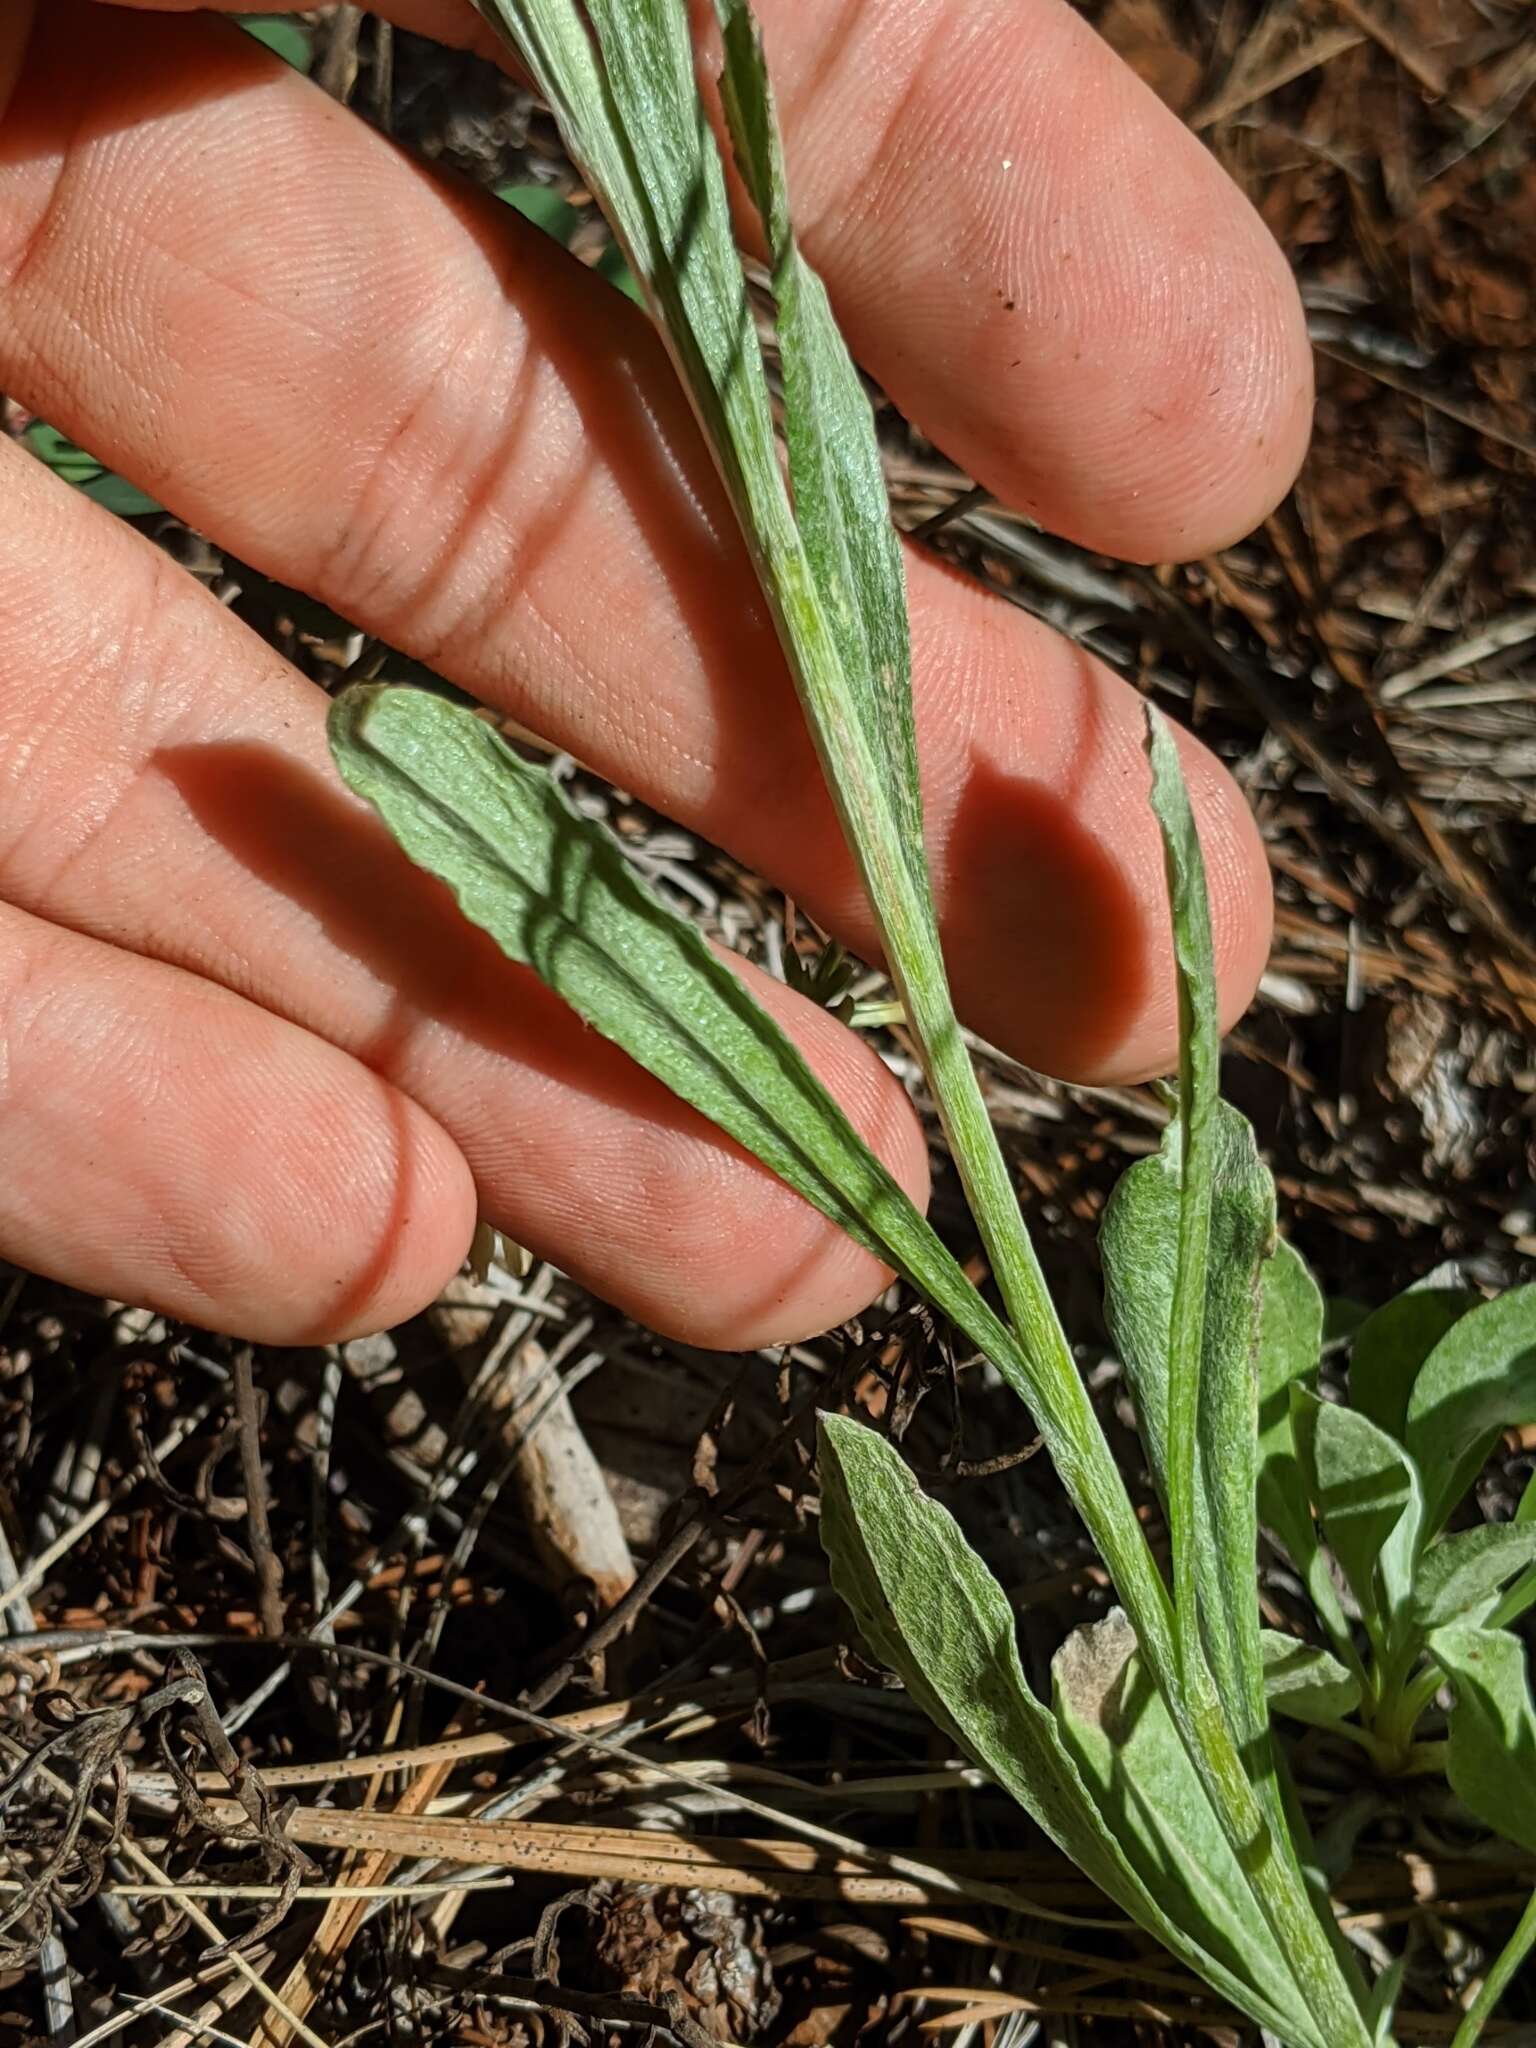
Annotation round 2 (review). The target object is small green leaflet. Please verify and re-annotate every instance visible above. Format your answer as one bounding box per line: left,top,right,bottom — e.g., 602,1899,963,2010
1259,1631,1362,1728
1404,1287,1536,1534
1410,1524,1536,1631
1349,1287,1478,1444
235,13,314,71
1430,1624,1536,1856
24,422,161,518
1293,1391,1423,1629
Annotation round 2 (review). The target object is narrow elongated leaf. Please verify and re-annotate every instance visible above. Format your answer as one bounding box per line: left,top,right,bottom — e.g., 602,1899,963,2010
329,684,985,1338
713,0,921,883
1429,1624,1536,1855
1143,713,1219,1635
1294,1392,1423,1631
1101,1101,1274,1765
1365,1957,1405,2047
1411,1524,1536,1632
1132,724,1368,2042
1404,1287,1536,1533
1052,1614,1324,2045
1350,1288,1480,1444
817,1417,1323,2048
1138,715,1277,1793
1260,1631,1362,1727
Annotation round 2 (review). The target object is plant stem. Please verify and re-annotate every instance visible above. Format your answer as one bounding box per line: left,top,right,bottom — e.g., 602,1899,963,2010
1371,1653,1446,1768
1451,1886,1536,2048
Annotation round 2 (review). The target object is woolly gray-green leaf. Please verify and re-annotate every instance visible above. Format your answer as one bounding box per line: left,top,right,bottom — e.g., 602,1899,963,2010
1051,1614,1324,2046
1404,1287,1536,1535
1138,712,1276,1805
1429,1624,1536,1856
328,684,995,1343
1410,1524,1536,1632
1294,1391,1423,1630
1259,1631,1361,1727
1350,1288,1480,1445
1255,1242,1356,1650
1101,1101,1275,1773
714,0,921,884
817,1416,1323,2047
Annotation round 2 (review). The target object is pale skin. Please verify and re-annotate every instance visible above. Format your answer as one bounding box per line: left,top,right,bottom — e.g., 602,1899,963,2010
0,0,1309,1347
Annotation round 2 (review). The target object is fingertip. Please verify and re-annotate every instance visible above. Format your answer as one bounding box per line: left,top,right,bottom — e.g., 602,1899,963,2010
772,0,1314,563
293,1093,481,1345
952,76,1316,565
168,1062,481,1348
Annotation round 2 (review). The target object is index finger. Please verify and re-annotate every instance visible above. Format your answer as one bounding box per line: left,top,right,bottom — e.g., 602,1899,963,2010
103,0,1311,561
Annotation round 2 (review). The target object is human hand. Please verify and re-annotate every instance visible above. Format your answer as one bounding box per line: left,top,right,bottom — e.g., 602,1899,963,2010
0,0,1306,1346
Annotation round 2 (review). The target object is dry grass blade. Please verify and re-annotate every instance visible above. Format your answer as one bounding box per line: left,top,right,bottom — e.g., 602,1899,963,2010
250,1712,471,2048
902,1914,1217,1996
1193,22,1364,127
9,1392,223,1608
203,1805,1110,1914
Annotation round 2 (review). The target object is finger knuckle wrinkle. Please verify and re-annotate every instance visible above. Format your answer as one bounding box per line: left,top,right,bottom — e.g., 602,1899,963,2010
318,313,511,647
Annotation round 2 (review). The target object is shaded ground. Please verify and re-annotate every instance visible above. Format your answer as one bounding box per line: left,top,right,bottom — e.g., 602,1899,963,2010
2,3,1534,2042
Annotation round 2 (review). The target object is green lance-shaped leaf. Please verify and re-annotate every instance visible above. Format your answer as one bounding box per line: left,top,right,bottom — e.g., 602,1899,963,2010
1101,1099,1276,1787
1404,1286,1536,1535
1254,1242,1358,1661
1052,1614,1327,2045
1350,1286,1480,1445
1294,1392,1423,1633
1260,1631,1362,1729
329,685,1167,1601
818,1416,1325,2048
1409,1524,1536,1633
1137,714,1286,1796
1429,1624,1536,1856
713,0,921,887
330,685,984,1334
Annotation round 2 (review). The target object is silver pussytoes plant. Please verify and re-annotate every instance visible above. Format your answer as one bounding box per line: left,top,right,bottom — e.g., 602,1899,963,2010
318,3,1503,2037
